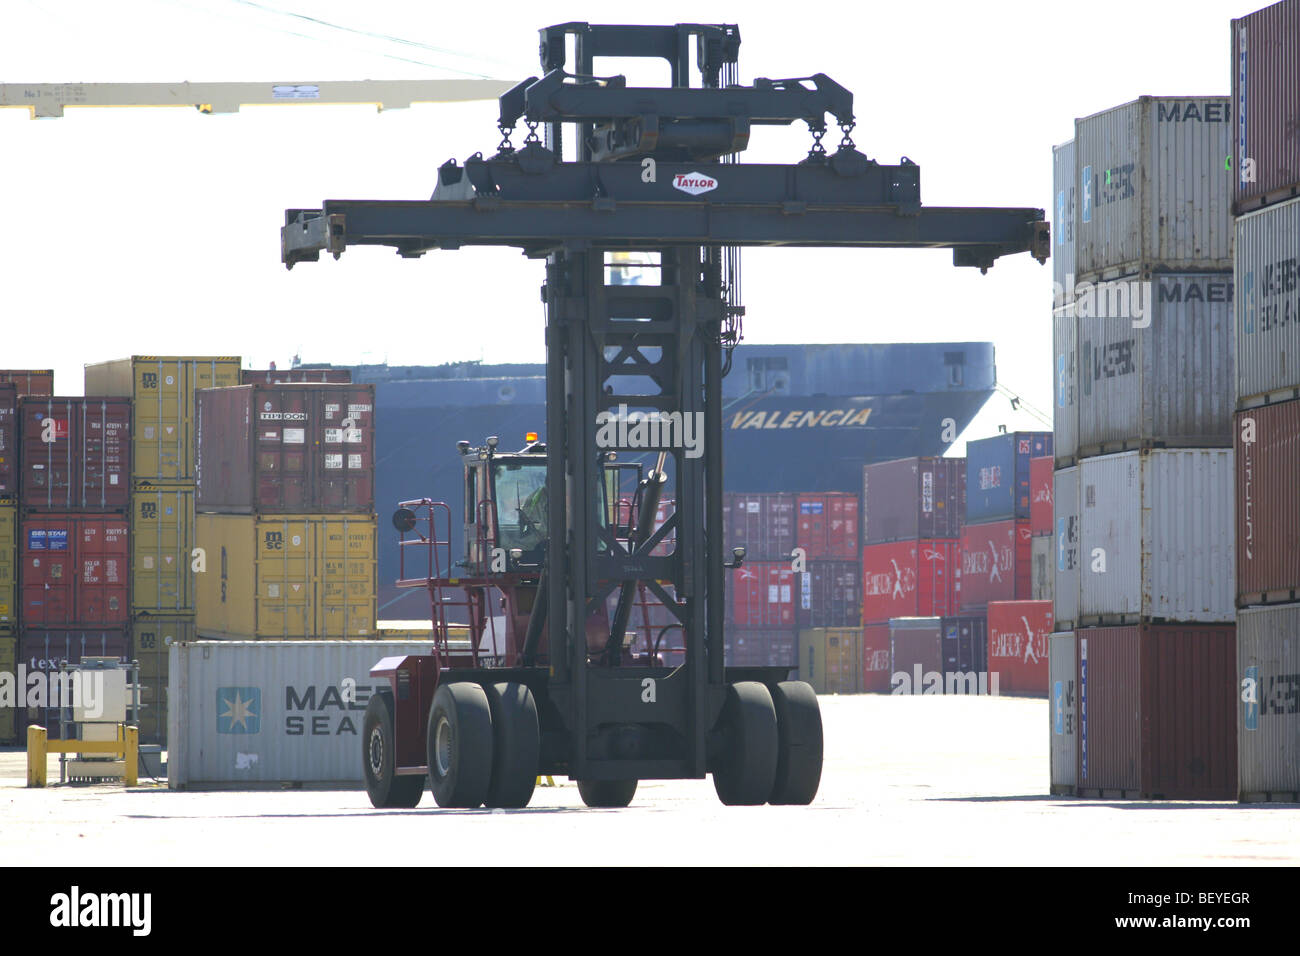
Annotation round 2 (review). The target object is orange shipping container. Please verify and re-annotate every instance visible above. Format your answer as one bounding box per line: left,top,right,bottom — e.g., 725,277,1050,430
987,600,1053,696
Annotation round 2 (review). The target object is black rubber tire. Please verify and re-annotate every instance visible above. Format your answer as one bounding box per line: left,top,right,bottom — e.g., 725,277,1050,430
362,691,424,809
576,778,638,808
712,681,779,806
484,682,540,809
769,681,824,805
427,682,495,808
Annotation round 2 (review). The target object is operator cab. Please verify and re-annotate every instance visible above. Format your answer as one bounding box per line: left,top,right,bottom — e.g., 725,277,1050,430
461,434,549,572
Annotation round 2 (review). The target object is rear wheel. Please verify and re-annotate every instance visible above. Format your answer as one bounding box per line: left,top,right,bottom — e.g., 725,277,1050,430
712,681,779,806
769,681,823,805
484,682,540,809
427,682,494,808
362,691,424,809
577,779,638,808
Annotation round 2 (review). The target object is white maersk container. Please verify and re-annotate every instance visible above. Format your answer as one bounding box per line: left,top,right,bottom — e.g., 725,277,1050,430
168,640,438,788
1031,535,1054,603
1053,303,1078,466
1078,449,1234,625
1074,273,1235,456
1074,96,1234,282
1052,139,1076,305
1048,631,1077,795
1053,466,1080,631
1235,197,1300,408
1237,603,1300,802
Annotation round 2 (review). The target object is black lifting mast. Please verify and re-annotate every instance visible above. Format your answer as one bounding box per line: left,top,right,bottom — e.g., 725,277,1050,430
283,23,1048,807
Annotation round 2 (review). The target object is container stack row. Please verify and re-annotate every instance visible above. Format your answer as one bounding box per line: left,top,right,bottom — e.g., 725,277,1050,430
1231,0,1300,804
1048,90,1241,800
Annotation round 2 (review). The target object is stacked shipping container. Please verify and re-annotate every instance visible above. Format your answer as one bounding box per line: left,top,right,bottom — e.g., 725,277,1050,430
723,493,797,671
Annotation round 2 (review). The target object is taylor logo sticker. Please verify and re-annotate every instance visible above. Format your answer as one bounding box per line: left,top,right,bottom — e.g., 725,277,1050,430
673,172,717,195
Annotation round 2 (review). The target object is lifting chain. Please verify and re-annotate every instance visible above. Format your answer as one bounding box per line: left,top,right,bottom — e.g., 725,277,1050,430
497,122,515,154
807,124,827,159
838,120,856,152
523,120,542,145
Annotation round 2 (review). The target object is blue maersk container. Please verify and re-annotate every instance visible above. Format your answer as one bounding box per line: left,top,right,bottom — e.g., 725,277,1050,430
965,432,1052,524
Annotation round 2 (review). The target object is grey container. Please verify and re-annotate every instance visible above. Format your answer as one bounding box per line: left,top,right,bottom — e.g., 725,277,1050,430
1075,272,1235,456
1074,96,1234,282
1032,535,1054,602
1049,630,1077,795
1235,198,1300,408
1052,139,1077,305
1237,603,1300,802
1053,303,1078,465
167,640,438,788
1053,466,1080,630
1078,449,1235,625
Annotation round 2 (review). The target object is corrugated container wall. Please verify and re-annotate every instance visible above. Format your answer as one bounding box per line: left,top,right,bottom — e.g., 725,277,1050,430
1074,96,1234,281
20,514,129,627
85,356,241,481
1234,199,1300,406
861,539,961,623
965,432,1051,524
131,615,194,745
795,492,858,560
797,559,860,628
798,627,861,694
1053,139,1077,303
1079,449,1235,624
889,617,943,692
19,398,131,511
1232,0,1300,212
0,384,17,497
1078,624,1237,800
131,483,195,614
1030,456,1053,535
241,368,352,385
729,561,796,629
1031,535,1054,602
987,600,1052,696
1053,303,1079,465
0,503,15,629
18,629,129,739
861,456,965,544
1053,466,1081,629
1075,274,1235,455
861,623,892,692
1237,603,1300,801
1235,401,1300,605
959,519,1032,610
0,635,13,742
196,384,376,514
0,370,54,397
940,614,988,681
723,629,796,668
168,640,440,787
1049,631,1078,794
723,493,795,560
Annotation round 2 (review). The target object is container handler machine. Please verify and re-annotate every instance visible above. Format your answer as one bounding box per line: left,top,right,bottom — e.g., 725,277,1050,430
281,22,1049,809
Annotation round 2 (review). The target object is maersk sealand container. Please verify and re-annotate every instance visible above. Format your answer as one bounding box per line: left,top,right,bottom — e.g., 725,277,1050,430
1235,198,1300,407
1052,140,1076,305
964,432,1052,524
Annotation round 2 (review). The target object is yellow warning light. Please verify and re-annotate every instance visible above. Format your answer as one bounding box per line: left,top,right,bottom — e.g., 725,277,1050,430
525,432,539,443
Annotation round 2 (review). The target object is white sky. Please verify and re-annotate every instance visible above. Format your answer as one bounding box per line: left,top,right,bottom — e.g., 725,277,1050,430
0,0,1258,451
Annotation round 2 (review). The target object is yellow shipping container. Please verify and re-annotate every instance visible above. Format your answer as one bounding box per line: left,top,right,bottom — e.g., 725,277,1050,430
0,503,15,630
374,620,471,641
0,635,14,742
798,627,863,695
196,514,376,638
85,355,241,480
130,615,191,746
131,482,195,614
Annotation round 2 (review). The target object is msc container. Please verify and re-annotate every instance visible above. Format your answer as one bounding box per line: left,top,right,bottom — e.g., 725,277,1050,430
723,493,795,560
1031,534,1054,602
1074,96,1234,281
0,383,16,496
1048,631,1078,795
241,367,352,385
194,513,377,639
0,369,54,397
987,599,1053,696
20,514,129,627
729,561,795,629
130,615,194,745
861,623,892,692
85,356,241,481
796,559,860,628
861,456,964,544
1030,456,1053,536
1232,1,1300,213
861,539,961,624
131,482,196,615
17,628,129,740
888,617,942,693
196,384,376,514
0,635,14,742
1237,603,1300,801
798,627,861,694
1053,466,1081,629
1053,304,1079,466
19,397,131,511
723,628,796,668
965,432,1051,524
959,519,1032,610
794,492,858,560
1078,449,1235,624
1075,273,1234,456
0,503,15,630
1077,624,1236,800
1234,199,1300,406
1236,402,1300,605
1052,139,1077,303
940,613,988,684
167,640,441,787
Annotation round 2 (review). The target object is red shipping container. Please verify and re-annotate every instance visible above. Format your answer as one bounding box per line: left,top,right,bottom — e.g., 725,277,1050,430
729,561,796,629
20,514,129,626
1232,1,1300,213
795,492,859,559
862,456,965,544
861,539,961,624
796,559,861,628
196,384,375,514
1029,456,1053,537
0,369,54,398
0,384,16,497
19,398,131,511
241,368,352,385
723,493,795,560
1236,402,1300,605
1077,624,1236,800
861,623,892,692
724,628,796,668
986,600,1053,696
960,519,1032,610
16,629,129,739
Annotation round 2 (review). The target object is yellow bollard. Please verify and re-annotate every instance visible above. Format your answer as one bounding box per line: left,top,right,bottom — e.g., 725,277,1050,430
124,725,139,787
26,725,47,788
